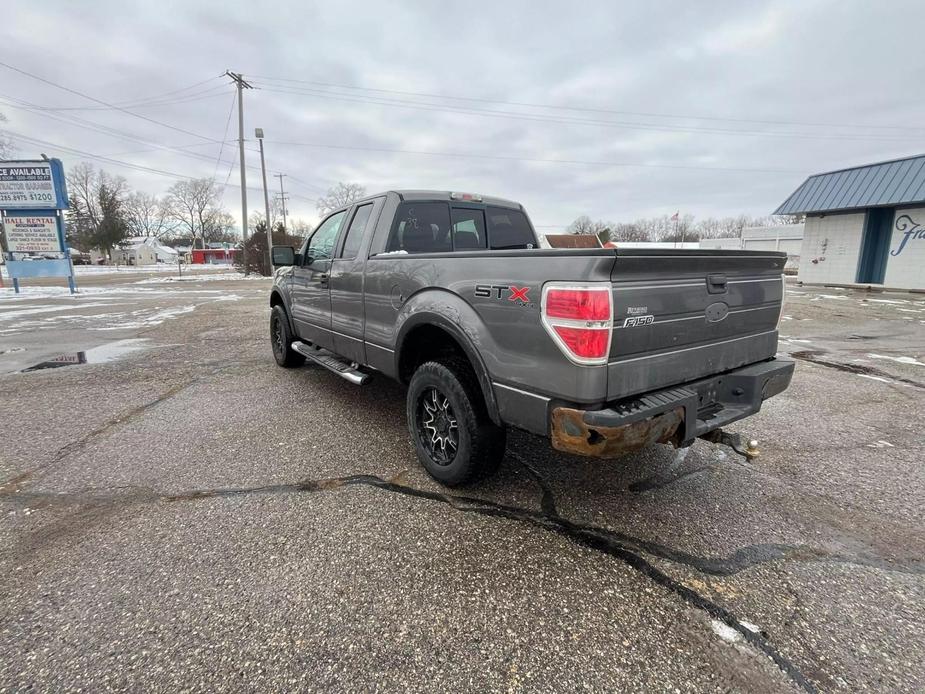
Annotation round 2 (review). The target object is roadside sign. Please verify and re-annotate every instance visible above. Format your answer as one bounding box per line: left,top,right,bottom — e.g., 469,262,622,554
0,157,75,294
0,160,68,210
3,215,62,254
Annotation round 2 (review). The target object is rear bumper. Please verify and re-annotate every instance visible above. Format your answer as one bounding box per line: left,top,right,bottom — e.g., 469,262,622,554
549,356,794,458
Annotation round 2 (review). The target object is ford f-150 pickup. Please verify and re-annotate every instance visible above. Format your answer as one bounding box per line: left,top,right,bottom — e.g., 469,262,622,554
269,190,794,485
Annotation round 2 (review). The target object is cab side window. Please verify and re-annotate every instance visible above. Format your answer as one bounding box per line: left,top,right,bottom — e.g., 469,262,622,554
386,202,452,253
305,210,346,263
339,203,374,259
487,207,535,249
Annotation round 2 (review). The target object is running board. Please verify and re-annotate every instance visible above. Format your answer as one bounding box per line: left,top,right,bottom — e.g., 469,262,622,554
291,341,371,385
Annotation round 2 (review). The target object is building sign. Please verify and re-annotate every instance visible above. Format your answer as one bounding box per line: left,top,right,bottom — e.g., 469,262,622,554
0,160,68,209
892,214,924,256
3,215,62,254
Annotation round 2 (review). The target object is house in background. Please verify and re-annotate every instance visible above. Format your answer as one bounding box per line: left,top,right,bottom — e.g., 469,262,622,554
775,153,925,290
113,237,179,266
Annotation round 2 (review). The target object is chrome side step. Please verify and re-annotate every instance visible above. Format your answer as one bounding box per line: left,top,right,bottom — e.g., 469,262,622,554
291,341,371,385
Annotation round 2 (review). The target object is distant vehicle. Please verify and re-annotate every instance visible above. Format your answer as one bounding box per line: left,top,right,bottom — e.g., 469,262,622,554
269,191,793,485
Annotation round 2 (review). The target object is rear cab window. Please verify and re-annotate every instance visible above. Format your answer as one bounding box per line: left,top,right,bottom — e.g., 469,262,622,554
384,200,537,254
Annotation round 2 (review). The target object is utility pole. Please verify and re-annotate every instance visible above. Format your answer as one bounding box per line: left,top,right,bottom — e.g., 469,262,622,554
274,174,289,231
225,70,253,274
255,128,274,275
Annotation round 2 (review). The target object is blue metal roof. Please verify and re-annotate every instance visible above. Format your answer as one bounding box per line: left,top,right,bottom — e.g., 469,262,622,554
774,154,925,215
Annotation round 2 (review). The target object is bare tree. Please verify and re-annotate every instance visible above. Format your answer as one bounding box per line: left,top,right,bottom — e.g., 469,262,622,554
0,112,13,158
164,178,223,249
288,218,314,237
567,215,611,241
611,223,651,242
124,191,170,238
316,182,366,215
63,163,128,257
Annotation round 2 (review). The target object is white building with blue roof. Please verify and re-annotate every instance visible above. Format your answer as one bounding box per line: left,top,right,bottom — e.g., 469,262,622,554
775,154,925,290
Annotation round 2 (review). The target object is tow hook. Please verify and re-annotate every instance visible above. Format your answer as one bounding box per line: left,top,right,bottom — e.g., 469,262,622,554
699,429,760,461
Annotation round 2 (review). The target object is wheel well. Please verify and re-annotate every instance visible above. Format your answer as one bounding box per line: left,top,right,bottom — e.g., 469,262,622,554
397,324,501,425
398,325,467,383
270,291,284,308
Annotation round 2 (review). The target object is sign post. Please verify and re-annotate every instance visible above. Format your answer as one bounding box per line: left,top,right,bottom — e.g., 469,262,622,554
0,158,75,294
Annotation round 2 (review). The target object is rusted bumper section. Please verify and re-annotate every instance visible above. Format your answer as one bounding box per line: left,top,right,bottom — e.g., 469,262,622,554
549,356,795,459
551,406,684,458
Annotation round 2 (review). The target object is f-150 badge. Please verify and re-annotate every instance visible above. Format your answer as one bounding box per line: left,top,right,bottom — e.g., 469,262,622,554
623,315,655,327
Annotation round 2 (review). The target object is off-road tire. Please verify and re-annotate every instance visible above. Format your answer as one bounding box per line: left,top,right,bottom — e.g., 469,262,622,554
407,358,506,486
270,305,305,368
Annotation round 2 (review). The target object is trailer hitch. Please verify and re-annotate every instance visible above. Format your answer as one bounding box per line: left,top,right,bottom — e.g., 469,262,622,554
699,429,760,461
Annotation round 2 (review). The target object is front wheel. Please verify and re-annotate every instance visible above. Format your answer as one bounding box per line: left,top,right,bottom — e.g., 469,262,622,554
270,305,304,368
407,359,506,486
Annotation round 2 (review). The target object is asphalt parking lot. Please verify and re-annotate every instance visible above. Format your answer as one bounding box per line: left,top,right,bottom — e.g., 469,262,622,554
1,271,923,692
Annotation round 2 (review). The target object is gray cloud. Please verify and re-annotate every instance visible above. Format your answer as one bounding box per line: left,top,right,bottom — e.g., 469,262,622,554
3,0,924,231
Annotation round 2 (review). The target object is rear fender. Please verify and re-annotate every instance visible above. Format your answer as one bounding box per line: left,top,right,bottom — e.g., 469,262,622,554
394,290,501,425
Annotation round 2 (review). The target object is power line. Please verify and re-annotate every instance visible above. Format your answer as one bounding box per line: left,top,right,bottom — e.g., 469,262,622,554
0,128,277,197
0,94,243,172
264,138,808,175
22,80,228,111
0,93,309,187
212,92,237,181
251,74,925,134
0,60,223,143
252,83,920,144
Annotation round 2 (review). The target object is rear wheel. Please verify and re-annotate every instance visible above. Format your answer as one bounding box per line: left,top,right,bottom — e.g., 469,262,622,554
270,304,304,368
407,359,506,486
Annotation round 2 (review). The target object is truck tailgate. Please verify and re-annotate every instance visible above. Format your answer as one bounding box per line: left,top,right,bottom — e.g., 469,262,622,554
607,249,786,399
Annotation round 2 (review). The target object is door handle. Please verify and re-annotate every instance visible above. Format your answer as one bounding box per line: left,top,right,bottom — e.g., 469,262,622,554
706,273,727,294
319,273,330,286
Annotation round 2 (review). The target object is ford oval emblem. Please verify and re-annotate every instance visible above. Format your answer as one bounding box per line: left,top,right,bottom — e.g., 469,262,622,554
705,301,729,323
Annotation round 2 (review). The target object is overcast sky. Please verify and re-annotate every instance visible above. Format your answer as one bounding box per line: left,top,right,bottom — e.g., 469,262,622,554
3,0,925,232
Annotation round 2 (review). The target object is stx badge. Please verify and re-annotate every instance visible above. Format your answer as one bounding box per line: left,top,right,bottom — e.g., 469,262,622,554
475,284,532,302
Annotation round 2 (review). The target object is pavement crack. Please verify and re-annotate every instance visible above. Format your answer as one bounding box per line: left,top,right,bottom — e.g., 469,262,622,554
12,465,924,692
791,350,925,389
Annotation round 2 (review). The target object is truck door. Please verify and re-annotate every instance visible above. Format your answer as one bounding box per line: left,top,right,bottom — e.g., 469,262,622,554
329,198,384,363
290,209,347,349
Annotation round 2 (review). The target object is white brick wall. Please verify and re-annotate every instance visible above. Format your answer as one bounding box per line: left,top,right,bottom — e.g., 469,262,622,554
797,213,865,284
884,207,925,289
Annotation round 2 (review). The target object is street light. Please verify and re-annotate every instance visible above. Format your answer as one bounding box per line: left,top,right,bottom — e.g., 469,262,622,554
255,127,274,275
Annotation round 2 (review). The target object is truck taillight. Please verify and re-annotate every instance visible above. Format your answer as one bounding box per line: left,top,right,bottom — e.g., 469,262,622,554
541,283,613,365
545,288,611,321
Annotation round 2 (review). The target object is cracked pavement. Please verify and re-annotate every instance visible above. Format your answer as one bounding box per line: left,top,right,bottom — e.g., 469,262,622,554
1,274,923,692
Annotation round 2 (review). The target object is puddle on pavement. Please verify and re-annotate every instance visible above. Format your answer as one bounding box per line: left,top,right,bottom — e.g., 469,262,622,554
20,339,151,372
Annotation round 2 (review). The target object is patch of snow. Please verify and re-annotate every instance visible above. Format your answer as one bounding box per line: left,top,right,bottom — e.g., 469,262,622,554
811,294,849,301
739,621,761,633
710,620,741,643
91,304,197,330
73,265,232,276
866,298,909,305
134,272,263,284
867,440,895,448
0,302,121,321
867,353,925,367
858,374,894,384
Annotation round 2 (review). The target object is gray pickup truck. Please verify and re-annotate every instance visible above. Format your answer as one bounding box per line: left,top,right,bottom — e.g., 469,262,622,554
269,190,793,485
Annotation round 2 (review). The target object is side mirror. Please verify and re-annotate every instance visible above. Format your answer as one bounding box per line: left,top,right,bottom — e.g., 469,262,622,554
271,246,295,266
